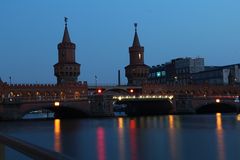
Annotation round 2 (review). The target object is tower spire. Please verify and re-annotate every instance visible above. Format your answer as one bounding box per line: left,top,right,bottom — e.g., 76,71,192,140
62,17,71,43
64,17,68,26
134,23,137,32
132,23,141,47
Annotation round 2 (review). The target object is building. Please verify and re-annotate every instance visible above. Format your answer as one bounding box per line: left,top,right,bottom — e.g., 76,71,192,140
0,18,88,101
148,57,204,85
192,64,240,85
148,62,175,84
125,23,150,86
54,18,80,84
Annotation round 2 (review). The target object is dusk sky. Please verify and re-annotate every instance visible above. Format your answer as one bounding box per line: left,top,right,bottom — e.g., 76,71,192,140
1,0,240,85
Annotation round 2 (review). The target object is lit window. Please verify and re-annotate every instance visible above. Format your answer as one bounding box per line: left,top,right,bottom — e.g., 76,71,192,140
138,53,142,60
162,71,166,76
157,72,161,77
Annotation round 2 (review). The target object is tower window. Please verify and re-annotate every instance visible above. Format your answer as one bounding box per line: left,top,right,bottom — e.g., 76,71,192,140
138,53,142,60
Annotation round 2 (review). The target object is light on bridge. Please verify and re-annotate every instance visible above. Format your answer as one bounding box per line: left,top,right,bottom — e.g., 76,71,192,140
216,99,221,103
54,101,60,107
237,114,240,121
130,89,134,93
97,89,102,94
113,95,174,100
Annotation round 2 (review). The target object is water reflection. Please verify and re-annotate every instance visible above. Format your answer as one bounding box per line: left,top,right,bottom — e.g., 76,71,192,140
216,113,225,160
54,119,61,152
168,115,178,160
129,119,138,160
96,127,106,160
117,118,125,160
237,114,240,121
118,117,124,129
168,115,174,129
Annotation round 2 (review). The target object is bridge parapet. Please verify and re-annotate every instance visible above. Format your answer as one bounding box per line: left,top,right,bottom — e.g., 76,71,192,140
192,95,240,110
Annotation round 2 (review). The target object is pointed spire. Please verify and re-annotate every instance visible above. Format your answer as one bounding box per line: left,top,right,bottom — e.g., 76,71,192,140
62,17,71,43
132,23,141,47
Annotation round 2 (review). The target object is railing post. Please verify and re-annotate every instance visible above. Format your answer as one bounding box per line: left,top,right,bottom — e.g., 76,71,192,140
0,143,5,160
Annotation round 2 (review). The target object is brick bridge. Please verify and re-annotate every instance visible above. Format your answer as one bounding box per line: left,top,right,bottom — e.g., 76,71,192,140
142,84,240,113
0,96,114,120
174,95,240,113
1,84,240,120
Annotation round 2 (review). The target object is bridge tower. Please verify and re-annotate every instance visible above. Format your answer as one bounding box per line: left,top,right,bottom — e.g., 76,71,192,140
125,23,150,86
54,18,80,84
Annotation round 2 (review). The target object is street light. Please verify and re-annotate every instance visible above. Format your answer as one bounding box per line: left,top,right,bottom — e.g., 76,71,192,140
54,101,60,107
95,75,98,87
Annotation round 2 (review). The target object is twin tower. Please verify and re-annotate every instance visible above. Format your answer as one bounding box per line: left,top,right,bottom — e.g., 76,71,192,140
54,20,149,86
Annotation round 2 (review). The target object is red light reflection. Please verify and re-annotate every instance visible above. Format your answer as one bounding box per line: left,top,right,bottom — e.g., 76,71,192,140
97,127,106,160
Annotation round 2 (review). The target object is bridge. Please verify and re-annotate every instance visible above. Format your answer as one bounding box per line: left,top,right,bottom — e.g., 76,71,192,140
1,84,240,120
112,94,240,115
88,85,142,95
0,95,114,120
174,95,240,114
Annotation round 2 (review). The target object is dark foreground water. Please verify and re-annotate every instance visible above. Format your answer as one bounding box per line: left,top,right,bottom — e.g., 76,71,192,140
0,114,240,160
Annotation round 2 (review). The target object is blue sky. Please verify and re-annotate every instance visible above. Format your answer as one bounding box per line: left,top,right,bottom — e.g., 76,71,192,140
0,0,240,84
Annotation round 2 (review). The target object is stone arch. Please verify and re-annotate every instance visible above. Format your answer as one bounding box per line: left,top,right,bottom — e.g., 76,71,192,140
103,88,129,96
20,104,89,119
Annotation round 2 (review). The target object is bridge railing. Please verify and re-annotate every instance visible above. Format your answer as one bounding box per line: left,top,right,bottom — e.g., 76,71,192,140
1,96,89,104
0,133,72,160
193,95,239,99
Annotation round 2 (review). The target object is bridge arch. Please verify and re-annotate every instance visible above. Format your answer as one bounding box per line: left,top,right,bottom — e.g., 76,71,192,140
20,103,90,119
92,88,130,96
196,102,238,114
103,88,129,96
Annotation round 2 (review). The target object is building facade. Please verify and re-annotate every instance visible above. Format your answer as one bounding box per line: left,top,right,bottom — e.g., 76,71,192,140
125,23,150,86
148,57,204,85
192,64,240,85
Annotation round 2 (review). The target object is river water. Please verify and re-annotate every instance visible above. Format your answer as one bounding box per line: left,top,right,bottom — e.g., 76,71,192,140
0,114,240,160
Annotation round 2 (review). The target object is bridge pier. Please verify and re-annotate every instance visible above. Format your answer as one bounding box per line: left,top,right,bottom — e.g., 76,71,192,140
0,104,22,120
174,95,195,114
89,95,114,117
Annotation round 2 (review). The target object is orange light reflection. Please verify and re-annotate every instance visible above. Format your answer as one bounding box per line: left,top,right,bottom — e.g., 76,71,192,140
54,119,61,152
216,113,222,130
117,118,125,160
118,117,124,129
237,114,240,121
216,113,225,160
169,115,174,129
168,115,177,160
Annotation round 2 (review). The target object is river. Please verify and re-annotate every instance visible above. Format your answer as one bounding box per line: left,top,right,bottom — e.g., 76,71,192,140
0,114,240,160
